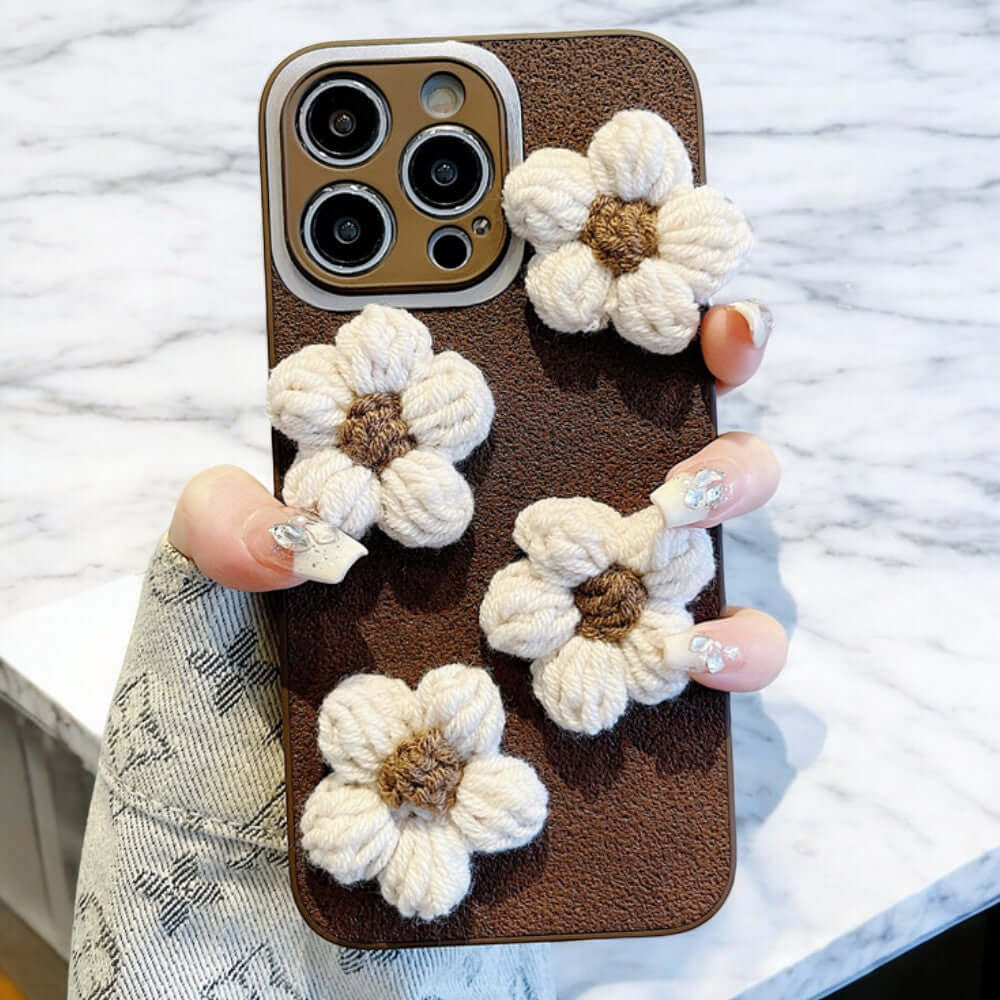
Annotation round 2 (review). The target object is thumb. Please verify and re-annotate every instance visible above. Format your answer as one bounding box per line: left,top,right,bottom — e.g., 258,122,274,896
167,465,366,591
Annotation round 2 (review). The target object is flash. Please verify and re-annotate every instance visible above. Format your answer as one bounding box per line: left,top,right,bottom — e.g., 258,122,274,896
420,72,466,119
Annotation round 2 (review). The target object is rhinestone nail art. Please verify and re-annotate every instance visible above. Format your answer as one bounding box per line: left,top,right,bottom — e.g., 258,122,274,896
651,466,735,528
268,513,367,584
683,468,729,513
269,520,313,552
688,633,740,674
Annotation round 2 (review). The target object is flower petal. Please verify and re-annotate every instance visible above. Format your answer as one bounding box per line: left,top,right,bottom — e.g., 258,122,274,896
513,496,620,587
620,608,694,705
525,241,612,334
378,817,471,920
656,184,754,301
282,448,381,540
606,257,701,355
587,109,692,206
530,635,628,735
416,663,505,760
316,673,421,783
502,147,597,251
400,350,495,462
479,560,580,660
612,505,663,573
301,776,400,884
616,506,715,609
641,525,715,610
266,344,354,449
615,505,712,573
333,304,434,395
451,754,547,853
378,448,473,548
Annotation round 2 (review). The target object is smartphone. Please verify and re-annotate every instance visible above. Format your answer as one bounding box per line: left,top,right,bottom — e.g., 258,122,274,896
259,30,733,948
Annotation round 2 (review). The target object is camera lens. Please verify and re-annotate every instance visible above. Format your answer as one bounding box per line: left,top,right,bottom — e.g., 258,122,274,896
428,227,472,270
432,159,458,186
401,125,493,217
298,76,389,166
302,183,395,276
333,216,360,244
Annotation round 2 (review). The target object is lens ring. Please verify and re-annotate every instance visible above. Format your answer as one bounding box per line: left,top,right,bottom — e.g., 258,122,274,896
301,183,396,276
297,77,390,166
401,124,494,217
428,226,473,270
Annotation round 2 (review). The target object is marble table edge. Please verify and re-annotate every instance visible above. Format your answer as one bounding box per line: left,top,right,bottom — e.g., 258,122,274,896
737,849,1000,1000
0,657,101,773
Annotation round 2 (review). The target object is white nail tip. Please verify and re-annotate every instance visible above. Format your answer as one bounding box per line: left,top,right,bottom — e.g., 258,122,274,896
729,299,773,347
269,514,368,584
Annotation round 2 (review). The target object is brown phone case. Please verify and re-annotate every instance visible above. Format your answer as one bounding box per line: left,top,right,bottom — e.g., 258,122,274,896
262,30,734,948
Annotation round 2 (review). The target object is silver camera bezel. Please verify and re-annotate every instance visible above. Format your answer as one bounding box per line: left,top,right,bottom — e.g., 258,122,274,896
297,76,391,167
400,124,494,218
301,182,396,277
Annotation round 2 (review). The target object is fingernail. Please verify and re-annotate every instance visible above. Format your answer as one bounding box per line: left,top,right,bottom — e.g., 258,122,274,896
729,299,773,348
245,509,367,584
651,465,734,528
666,629,742,675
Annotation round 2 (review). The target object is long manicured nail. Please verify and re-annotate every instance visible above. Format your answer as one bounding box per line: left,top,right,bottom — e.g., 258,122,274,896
729,299,773,348
665,629,742,675
651,465,734,528
244,509,367,584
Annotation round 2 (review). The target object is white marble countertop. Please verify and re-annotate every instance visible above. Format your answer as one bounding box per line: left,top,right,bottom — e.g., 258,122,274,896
2,2,998,997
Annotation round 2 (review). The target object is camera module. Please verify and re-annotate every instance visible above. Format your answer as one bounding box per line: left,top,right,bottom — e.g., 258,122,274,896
297,76,390,166
301,183,395,276
401,124,493,217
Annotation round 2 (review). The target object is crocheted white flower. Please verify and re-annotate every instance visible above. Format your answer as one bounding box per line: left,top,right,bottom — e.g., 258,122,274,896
301,664,547,921
267,304,494,548
480,499,715,735
502,109,753,354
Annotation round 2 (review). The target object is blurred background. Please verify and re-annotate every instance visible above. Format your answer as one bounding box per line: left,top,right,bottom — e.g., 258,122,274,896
2,2,997,998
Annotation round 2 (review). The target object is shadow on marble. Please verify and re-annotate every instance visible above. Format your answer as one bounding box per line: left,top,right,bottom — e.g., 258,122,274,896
724,505,798,638
731,693,824,835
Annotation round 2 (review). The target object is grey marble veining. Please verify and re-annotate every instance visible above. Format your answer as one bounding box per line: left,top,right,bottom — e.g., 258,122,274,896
2,2,998,998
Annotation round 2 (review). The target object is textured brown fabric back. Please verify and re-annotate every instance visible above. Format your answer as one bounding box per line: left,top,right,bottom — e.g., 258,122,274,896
266,31,734,947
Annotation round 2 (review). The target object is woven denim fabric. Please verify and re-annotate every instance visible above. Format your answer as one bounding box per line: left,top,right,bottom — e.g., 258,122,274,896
68,539,555,1000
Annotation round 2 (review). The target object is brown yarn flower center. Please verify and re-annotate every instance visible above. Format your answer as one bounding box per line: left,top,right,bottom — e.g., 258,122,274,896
338,391,415,474
573,564,648,642
376,728,464,814
579,195,659,276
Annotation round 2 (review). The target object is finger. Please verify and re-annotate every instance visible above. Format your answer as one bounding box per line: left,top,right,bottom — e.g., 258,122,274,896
167,465,366,591
651,431,780,529
664,606,789,693
700,300,773,393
